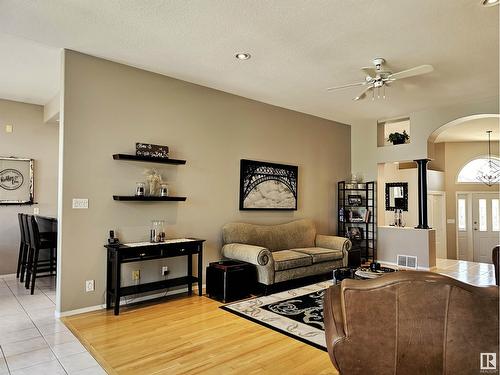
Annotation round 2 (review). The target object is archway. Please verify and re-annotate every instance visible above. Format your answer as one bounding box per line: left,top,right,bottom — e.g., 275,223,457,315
427,114,500,263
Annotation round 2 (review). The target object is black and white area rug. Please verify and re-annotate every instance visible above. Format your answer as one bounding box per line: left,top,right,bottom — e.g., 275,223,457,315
220,281,333,350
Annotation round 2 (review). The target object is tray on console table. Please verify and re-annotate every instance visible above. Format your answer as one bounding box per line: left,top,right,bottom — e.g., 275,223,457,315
104,238,205,315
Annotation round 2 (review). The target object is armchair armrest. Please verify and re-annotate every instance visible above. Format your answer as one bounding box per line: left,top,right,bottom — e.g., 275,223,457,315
221,243,272,266
323,285,346,372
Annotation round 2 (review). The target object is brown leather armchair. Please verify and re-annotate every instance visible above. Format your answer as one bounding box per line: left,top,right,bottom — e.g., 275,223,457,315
493,245,499,286
323,271,499,375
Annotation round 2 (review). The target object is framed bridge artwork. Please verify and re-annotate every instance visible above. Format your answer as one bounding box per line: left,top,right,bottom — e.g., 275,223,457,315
0,157,34,205
239,159,298,210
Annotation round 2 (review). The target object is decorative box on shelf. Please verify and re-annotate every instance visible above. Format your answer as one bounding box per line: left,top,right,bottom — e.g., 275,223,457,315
136,142,169,159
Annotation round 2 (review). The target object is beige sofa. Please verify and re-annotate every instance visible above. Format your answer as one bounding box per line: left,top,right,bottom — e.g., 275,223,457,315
221,219,351,285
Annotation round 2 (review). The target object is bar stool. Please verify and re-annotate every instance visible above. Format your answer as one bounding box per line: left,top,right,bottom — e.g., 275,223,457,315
16,214,29,280
20,214,33,283
25,215,57,294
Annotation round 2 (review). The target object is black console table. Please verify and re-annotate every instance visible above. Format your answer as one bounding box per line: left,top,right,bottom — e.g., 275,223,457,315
104,238,205,315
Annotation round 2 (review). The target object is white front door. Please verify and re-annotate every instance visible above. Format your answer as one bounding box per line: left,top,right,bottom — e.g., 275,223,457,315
428,193,447,259
472,193,500,263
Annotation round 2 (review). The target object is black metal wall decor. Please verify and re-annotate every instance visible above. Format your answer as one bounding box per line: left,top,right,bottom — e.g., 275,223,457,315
0,157,34,205
239,159,298,210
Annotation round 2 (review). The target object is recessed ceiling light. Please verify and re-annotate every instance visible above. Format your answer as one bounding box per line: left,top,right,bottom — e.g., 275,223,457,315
235,53,251,60
482,0,499,7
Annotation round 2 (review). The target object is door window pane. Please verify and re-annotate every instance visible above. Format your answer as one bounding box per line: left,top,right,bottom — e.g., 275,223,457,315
492,199,499,232
458,199,466,231
479,199,487,231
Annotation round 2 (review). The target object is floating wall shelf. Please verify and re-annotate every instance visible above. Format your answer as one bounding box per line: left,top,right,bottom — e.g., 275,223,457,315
112,154,186,165
113,196,187,202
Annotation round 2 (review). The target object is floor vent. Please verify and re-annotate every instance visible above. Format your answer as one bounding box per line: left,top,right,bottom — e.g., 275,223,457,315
397,255,418,269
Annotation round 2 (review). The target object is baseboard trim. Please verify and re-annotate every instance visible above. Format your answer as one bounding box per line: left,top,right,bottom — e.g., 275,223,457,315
56,304,102,318
378,260,431,271
0,273,16,279
56,284,206,318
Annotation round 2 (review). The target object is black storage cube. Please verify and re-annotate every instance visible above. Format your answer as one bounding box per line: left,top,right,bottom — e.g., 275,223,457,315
348,248,361,268
206,260,256,303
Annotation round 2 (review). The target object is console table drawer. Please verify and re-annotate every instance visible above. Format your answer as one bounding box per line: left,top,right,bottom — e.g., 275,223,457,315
165,244,198,257
122,247,163,261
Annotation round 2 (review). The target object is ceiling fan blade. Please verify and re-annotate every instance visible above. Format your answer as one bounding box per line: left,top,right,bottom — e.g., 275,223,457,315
326,82,366,91
388,64,434,80
361,67,377,78
353,85,372,101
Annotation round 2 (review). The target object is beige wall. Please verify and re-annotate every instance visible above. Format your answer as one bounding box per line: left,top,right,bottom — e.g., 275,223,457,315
351,97,499,180
58,50,351,312
0,99,59,275
443,141,500,259
377,163,444,227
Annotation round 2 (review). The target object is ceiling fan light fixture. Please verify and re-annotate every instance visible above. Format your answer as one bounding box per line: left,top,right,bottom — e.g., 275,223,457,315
235,53,251,60
482,0,499,7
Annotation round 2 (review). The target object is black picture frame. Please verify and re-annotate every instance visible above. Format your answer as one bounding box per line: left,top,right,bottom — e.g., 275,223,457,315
347,194,362,206
239,159,298,210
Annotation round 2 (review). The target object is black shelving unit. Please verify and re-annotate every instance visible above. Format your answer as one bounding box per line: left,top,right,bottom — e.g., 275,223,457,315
113,196,186,201
338,181,376,263
113,154,186,165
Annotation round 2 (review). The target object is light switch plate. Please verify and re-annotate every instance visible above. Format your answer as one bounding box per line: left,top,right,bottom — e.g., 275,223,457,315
85,280,95,292
72,198,89,209
33,207,40,215
5,125,12,133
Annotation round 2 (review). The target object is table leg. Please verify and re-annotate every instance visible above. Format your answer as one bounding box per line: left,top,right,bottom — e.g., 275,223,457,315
197,244,203,296
187,253,193,296
113,254,121,315
106,250,112,309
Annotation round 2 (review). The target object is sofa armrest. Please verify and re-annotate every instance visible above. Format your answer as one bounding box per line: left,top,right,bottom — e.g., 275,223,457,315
316,234,351,252
221,243,272,266
316,235,351,266
323,284,347,371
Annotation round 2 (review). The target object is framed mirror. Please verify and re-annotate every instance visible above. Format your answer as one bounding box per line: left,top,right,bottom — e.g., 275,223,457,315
385,182,408,211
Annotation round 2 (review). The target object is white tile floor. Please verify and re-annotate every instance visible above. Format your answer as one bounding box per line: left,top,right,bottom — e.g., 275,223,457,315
434,258,496,286
0,275,106,375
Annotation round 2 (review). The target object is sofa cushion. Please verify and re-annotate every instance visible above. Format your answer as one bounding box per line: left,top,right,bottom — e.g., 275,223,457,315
291,247,343,263
272,250,313,271
222,219,316,251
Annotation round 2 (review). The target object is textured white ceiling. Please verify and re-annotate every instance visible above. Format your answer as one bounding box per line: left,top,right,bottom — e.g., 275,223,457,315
0,1,498,123
0,33,60,105
435,116,500,143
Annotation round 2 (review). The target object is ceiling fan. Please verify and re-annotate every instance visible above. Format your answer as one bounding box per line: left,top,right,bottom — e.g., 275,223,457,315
326,58,434,101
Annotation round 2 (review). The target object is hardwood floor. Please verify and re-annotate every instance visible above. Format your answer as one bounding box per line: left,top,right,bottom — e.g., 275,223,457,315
63,294,338,375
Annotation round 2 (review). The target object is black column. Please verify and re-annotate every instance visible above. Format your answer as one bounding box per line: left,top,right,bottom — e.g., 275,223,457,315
415,159,430,229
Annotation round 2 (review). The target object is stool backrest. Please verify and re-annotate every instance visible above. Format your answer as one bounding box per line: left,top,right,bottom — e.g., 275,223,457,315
27,215,41,250
22,214,31,248
18,213,25,245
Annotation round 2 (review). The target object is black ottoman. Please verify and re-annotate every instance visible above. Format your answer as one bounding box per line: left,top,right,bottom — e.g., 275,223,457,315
206,260,256,303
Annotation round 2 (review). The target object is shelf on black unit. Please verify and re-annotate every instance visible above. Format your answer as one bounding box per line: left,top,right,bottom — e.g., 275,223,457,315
120,276,198,296
113,195,187,202
113,154,186,165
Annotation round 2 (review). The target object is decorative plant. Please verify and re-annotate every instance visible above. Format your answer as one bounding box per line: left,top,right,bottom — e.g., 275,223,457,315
143,169,163,196
388,130,409,145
